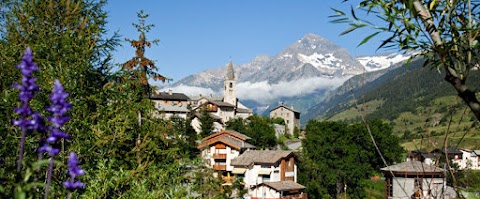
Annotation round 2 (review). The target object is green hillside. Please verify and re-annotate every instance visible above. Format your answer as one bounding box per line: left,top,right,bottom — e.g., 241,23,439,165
317,59,480,150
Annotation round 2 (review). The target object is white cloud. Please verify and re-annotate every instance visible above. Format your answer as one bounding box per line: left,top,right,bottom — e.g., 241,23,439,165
158,85,218,96
156,77,349,104
237,77,349,104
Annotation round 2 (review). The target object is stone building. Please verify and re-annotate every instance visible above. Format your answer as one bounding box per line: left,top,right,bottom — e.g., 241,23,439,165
269,104,300,136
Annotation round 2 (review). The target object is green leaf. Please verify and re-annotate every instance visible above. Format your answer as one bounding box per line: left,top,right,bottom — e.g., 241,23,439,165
358,31,381,47
351,6,358,20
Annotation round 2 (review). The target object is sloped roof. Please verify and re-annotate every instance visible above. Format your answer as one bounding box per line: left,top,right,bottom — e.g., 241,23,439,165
202,130,251,141
231,150,295,166
254,181,305,192
236,108,252,113
197,134,255,150
269,105,300,114
431,148,463,154
150,92,190,101
210,100,235,107
189,95,223,101
192,112,222,121
381,161,444,174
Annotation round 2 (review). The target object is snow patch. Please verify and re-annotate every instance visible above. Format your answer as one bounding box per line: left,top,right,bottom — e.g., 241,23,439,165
357,53,411,72
296,53,343,70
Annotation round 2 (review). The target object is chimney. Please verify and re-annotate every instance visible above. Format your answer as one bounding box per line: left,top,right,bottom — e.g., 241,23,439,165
168,89,172,96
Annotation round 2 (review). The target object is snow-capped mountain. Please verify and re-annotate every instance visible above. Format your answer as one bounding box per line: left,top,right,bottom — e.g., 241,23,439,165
357,52,412,72
174,34,364,93
168,34,411,114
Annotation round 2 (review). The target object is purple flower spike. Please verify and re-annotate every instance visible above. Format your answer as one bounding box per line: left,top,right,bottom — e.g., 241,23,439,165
13,48,44,172
64,152,85,191
43,80,72,148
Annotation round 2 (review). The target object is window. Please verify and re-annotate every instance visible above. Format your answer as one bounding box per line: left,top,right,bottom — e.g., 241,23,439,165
262,175,270,182
286,113,289,117
229,82,233,88
287,120,290,124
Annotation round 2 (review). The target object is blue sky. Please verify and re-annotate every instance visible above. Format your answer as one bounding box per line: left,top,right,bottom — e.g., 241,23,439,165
105,0,393,84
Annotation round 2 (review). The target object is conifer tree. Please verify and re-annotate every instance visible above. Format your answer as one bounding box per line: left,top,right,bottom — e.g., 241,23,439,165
122,10,169,97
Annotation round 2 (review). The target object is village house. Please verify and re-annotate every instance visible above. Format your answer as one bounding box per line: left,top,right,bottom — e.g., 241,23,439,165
269,104,300,136
197,130,255,183
381,161,456,199
230,150,306,199
189,61,252,133
406,148,480,170
149,90,190,119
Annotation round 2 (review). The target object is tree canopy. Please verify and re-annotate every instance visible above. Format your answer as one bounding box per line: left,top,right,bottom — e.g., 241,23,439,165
299,119,403,198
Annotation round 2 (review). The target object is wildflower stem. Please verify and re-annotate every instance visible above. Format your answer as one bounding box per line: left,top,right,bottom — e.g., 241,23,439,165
17,128,27,173
45,157,55,199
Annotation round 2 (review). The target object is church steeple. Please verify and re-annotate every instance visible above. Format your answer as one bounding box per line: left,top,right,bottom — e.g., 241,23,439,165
225,60,235,80
223,60,237,106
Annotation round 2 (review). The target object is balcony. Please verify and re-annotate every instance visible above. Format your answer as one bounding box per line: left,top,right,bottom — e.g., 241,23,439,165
213,164,227,171
213,153,227,159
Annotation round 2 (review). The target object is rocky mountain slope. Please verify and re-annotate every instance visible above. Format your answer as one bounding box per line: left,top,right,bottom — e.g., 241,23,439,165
170,33,410,116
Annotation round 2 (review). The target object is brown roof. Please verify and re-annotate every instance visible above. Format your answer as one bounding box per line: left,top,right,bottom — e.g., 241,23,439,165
269,105,300,114
254,181,305,192
381,161,445,174
150,92,190,101
197,135,255,150
210,100,235,107
191,112,222,121
236,108,252,113
231,150,295,166
202,130,251,141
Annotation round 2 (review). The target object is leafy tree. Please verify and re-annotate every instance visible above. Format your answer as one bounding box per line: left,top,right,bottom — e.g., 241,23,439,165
243,115,277,149
271,117,286,125
225,117,246,133
332,0,480,120
199,108,215,138
299,120,403,198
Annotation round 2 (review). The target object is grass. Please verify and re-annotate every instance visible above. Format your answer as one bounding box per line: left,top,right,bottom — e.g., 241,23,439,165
363,179,385,199
329,100,384,121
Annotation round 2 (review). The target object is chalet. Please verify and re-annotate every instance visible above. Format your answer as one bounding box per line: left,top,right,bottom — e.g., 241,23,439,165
150,90,190,119
381,161,456,199
230,150,306,199
150,90,190,105
197,130,255,183
250,181,307,199
269,104,300,135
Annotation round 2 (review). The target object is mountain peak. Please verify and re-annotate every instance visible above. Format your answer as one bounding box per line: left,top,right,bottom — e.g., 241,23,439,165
301,33,324,41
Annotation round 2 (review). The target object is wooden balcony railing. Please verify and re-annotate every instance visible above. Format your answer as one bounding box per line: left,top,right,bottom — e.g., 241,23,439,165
213,164,227,171
213,153,227,159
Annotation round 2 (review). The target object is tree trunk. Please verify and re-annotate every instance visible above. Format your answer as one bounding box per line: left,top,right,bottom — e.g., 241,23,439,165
445,71,480,120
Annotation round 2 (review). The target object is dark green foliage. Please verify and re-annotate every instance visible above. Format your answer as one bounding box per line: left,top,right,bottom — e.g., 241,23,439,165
243,115,277,149
0,1,221,198
199,108,215,138
271,117,286,125
299,119,403,198
225,117,246,133
227,115,277,149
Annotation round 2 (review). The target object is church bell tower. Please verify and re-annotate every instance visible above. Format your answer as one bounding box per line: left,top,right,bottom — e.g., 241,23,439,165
223,60,237,106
